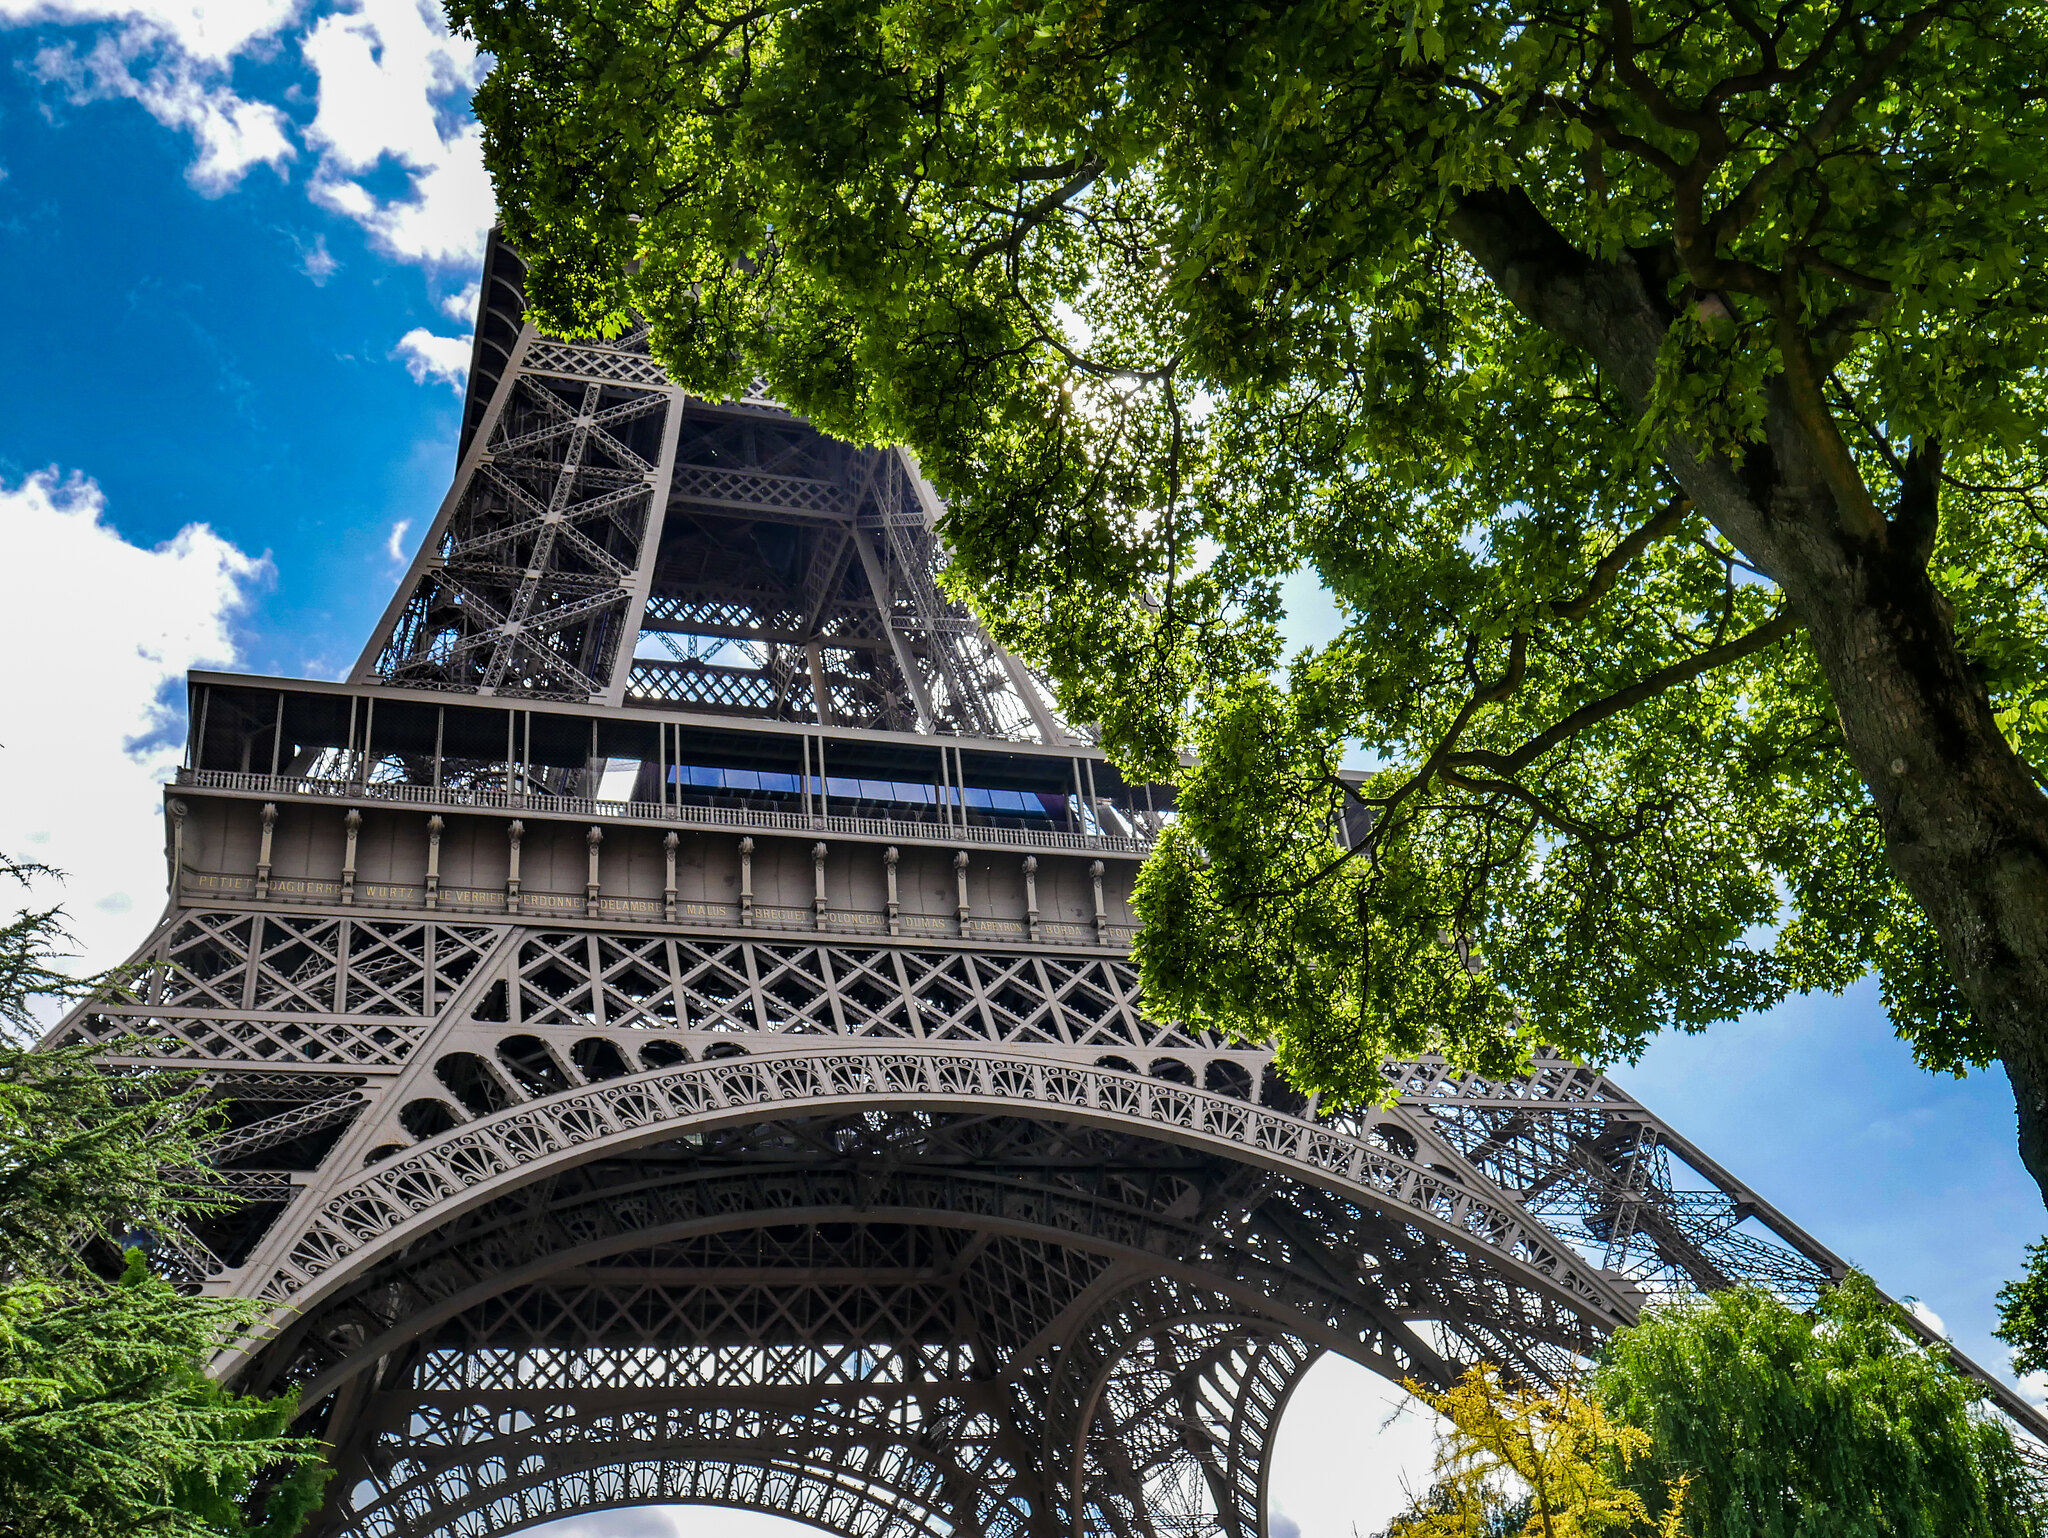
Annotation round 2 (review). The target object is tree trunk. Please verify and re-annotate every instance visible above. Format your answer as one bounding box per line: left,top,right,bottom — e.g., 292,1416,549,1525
1779,524,2048,1200
1451,189,2048,1205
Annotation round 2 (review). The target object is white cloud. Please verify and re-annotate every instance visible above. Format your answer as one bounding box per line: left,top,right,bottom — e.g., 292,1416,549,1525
2018,1365,2048,1409
332,119,493,265
303,0,493,266
0,469,266,984
299,232,337,282
9,0,494,261
394,326,468,390
440,281,479,324
384,517,410,564
34,26,294,194
1905,1297,1949,1339
301,0,475,171
136,61,294,193
0,0,297,64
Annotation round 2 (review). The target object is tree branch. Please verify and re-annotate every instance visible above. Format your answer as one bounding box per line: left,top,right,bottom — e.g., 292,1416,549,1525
1604,0,1718,139
1773,312,1888,538
1810,291,1892,371
1701,6,1941,251
1550,497,1693,620
1439,768,1616,841
1892,436,1943,568
1444,610,1802,778
1445,186,1672,407
966,154,1106,265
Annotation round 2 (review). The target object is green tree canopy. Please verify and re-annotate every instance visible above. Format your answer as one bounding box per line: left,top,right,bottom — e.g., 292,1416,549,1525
1994,1238,2048,1382
1596,1276,2045,1537
449,0,2048,1196
0,860,325,1537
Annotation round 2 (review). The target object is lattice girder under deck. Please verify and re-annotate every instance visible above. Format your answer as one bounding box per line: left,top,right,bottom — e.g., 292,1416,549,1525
54,236,2041,1538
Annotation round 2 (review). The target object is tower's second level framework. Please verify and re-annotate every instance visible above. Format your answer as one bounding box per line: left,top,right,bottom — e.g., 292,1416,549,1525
41,234,2048,1538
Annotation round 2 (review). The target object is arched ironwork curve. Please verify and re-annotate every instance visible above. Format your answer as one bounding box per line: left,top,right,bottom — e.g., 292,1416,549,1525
231,1044,1635,1350
318,1278,1318,1538
341,1452,967,1538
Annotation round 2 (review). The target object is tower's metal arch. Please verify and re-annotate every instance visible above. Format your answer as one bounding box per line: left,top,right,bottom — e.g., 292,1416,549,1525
216,1086,1597,1538
220,1046,1633,1329
46,236,2048,1538
324,1286,1315,1538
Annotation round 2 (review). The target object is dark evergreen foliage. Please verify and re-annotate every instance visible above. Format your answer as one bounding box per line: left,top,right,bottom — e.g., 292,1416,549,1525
0,855,326,1536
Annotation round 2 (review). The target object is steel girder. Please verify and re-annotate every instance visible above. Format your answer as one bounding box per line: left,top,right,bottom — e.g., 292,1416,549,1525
56,237,2043,1538
45,897,1913,1538
353,311,1074,742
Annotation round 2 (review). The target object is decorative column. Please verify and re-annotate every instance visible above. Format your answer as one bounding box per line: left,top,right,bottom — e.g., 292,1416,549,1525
812,842,829,927
738,837,755,927
341,809,361,906
585,826,604,917
506,819,524,914
1089,859,1107,945
424,814,444,911
954,851,972,935
884,846,900,937
166,799,188,897
663,831,679,922
1022,855,1040,942
255,802,277,901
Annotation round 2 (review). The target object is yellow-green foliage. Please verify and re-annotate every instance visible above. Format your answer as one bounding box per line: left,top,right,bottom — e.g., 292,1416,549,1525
1389,1366,1686,1538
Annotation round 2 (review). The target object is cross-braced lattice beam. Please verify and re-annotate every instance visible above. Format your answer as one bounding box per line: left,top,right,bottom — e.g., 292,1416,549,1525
50,235,2045,1538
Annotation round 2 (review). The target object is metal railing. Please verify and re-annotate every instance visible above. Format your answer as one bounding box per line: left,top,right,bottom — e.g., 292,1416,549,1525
174,768,1155,857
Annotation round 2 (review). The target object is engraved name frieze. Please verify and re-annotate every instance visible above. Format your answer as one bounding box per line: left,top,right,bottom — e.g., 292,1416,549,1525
267,878,341,898
439,888,505,908
186,872,253,892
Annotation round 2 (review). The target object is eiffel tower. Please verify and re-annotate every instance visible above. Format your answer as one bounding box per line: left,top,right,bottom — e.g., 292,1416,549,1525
45,234,2043,1538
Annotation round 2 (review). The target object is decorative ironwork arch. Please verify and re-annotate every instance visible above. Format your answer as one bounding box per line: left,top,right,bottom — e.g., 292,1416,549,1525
314,1265,1324,1538
54,242,2038,1538
347,1451,965,1538
232,1046,1635,1331
240,1085,1584,1538
333,1395,1011,1538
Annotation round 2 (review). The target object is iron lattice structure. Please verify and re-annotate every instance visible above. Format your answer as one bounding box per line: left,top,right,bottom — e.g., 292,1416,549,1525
47,237,2043,1538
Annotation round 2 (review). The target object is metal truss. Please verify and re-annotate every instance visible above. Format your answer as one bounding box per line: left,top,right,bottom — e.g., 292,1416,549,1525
369,337,675,701
632,409,1063,740
53,890,1978,1538
66,916,1162,1067
61,911,500,1065
67,240,2043,1538
240,1122,1570,1395
1038,1278,1320,1538
229,1045,1633,1321
300,1212,1335,1538
1382,1057,1845,1307
354,287,1074,742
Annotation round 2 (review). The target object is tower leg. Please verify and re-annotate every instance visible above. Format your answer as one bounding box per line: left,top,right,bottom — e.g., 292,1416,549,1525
1032,1277,1321,1538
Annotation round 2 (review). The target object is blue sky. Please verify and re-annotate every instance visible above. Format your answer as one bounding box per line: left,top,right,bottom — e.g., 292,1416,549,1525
0,4,2040,1533
0,0,474,681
